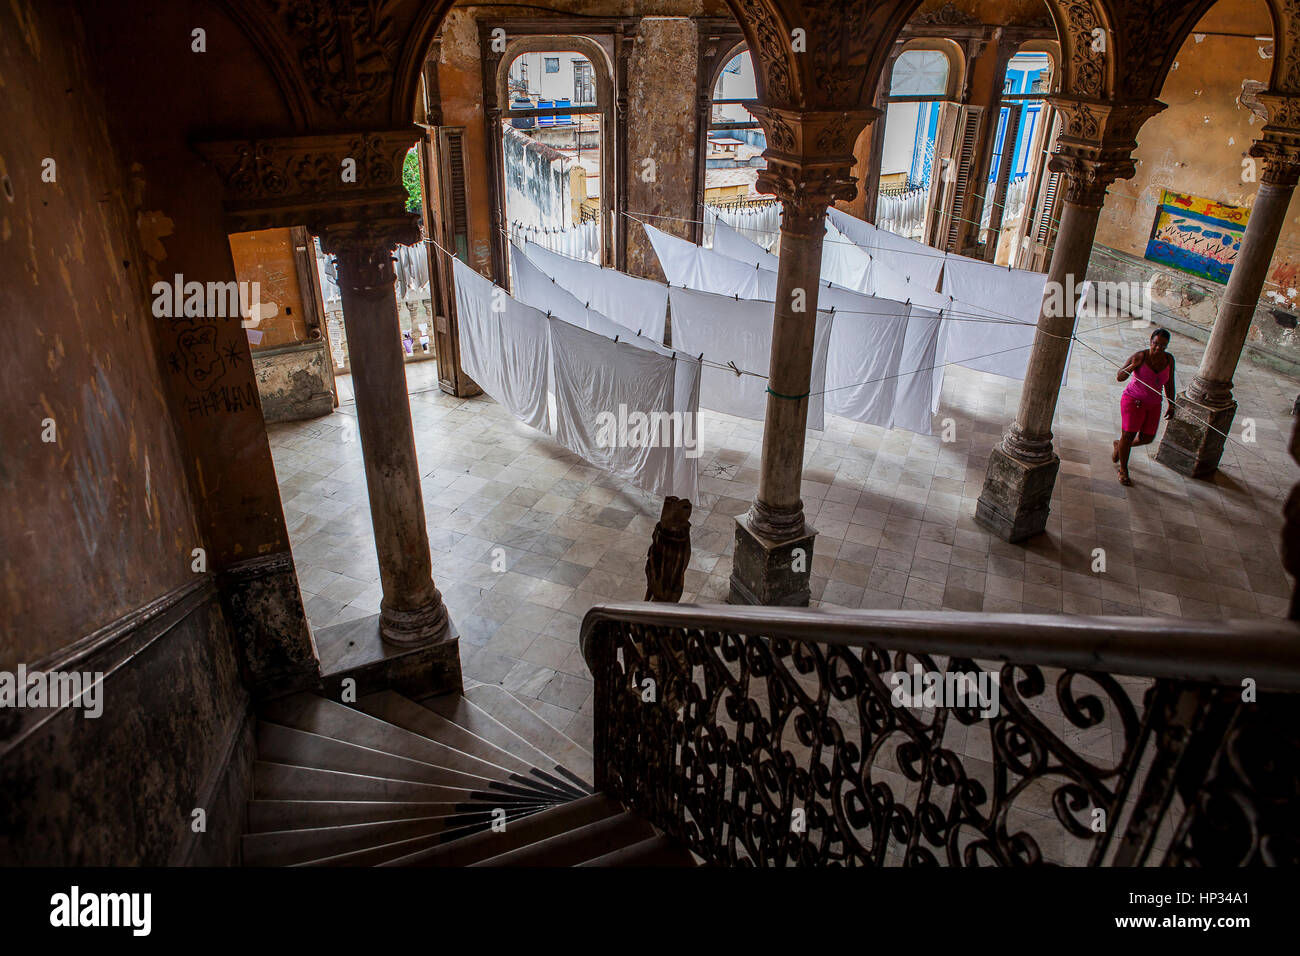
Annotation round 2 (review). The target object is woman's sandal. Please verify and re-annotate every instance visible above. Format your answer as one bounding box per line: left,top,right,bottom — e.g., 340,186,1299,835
1117,468,1133,486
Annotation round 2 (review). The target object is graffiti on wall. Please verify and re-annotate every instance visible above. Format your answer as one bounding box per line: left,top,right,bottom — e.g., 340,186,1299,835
1144,189,1249,284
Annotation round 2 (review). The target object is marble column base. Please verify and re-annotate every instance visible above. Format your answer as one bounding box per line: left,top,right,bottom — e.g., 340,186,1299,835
379,596,451,647
728,516,816,607
1155,394,1236,479
975,446,1060,543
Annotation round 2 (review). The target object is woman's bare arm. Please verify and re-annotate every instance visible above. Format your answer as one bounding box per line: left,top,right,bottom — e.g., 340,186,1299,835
1117,350,1143,382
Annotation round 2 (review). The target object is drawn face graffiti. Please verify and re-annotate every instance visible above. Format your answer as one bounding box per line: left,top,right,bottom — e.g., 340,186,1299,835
177,325,225,390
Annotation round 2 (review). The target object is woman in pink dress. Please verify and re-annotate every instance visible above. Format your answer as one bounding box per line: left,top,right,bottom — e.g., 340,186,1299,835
1112,328,1176,486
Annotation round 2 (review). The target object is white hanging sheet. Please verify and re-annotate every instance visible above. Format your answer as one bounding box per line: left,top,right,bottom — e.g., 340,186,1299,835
667,286,831,432
645,223,778,300
819,295,912,430
828,207,947,293
452,257,550,432
548,317,699,501
713,216,874,295
519,239,668,344
712,217,780,271
891,306,945,435
939,256,1045,380
821,221,874,293
508,242,661,347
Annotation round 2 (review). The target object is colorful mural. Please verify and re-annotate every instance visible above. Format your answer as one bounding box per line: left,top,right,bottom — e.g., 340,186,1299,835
1144,190,1250,284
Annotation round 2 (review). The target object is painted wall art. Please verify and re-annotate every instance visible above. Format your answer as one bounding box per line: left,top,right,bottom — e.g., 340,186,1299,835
1144,189,1250,284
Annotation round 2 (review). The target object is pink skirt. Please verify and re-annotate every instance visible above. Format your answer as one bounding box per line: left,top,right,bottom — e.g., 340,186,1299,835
1121,391,1161,435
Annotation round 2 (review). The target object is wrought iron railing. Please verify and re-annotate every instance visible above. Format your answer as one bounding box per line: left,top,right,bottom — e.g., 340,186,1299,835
580,605,1300,866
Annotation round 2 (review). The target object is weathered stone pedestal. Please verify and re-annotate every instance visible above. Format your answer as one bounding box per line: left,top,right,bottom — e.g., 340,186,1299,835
1156,395,1236,478
728,517,816,607
975,447,1060,543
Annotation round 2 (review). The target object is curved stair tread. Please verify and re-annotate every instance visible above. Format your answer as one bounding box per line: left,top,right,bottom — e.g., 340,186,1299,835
577,834,698,867
248,799,492,832
471,810,655,867
253,761,555,806
243,804,551,867
381,792,623,867
260,693,558,794
419,692,591,790
294,806,552,867
256,722,557,801
355,692,586,799
462,684,594,787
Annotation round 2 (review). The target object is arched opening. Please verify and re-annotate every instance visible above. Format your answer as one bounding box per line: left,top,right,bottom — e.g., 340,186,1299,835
698,42,779,248
498,43,612,267
875,41,963,240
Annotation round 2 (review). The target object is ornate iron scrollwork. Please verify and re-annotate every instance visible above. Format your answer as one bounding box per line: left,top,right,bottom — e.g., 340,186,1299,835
585,619,1291,867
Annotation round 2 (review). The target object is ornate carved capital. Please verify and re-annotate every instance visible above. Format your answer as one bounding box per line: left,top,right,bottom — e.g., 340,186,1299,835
1046,96,1164,208
751,106,877,229
318,218,421,297
1251,92,1300,187
194,129,417,233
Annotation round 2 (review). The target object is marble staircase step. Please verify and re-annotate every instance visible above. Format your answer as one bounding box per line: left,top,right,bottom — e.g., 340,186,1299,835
381,793,624,867
262,693,552,793
355,691,586,799
471,809,655,867
252,761,550,806
462,684,594,788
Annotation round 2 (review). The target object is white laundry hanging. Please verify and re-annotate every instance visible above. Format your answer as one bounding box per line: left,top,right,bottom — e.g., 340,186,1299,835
644,223,778,300
508,242,656,345
452,257,550,433
821,297,912,430
667,286,832,432
821,220,874,293
653,220,941,435
548,316,700,501
711,217,780,271
518,239,668,343
891,306,946,435
939,256,1045,380
828,207,947,295
712,216,874,294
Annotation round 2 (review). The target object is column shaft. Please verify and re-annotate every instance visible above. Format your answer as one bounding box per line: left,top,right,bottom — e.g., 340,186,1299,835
752,210,826,539
1009,199,1104,452
334,240,448,646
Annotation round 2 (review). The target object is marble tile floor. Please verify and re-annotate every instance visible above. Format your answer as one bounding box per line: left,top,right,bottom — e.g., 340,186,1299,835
268,311,1299,753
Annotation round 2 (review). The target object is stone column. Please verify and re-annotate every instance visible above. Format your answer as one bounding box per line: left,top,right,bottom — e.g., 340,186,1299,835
729,108,875,605
976,98,1163,542
321,220,450,646
1158,114,1300,477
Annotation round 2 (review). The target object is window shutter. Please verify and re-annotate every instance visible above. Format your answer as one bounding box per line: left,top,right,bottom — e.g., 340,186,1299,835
942,105,983,252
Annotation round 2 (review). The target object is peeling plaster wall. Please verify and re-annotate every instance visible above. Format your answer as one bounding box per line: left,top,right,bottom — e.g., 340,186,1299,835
625,17,701,280
1094,0,1300,364
0,0,253,865
0,0,204,662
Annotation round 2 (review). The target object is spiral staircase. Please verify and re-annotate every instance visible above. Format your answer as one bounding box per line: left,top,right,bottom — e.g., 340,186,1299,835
242,682,695,866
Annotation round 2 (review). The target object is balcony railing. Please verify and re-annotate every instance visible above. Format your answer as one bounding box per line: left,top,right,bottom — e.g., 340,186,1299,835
580,604,1300,866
